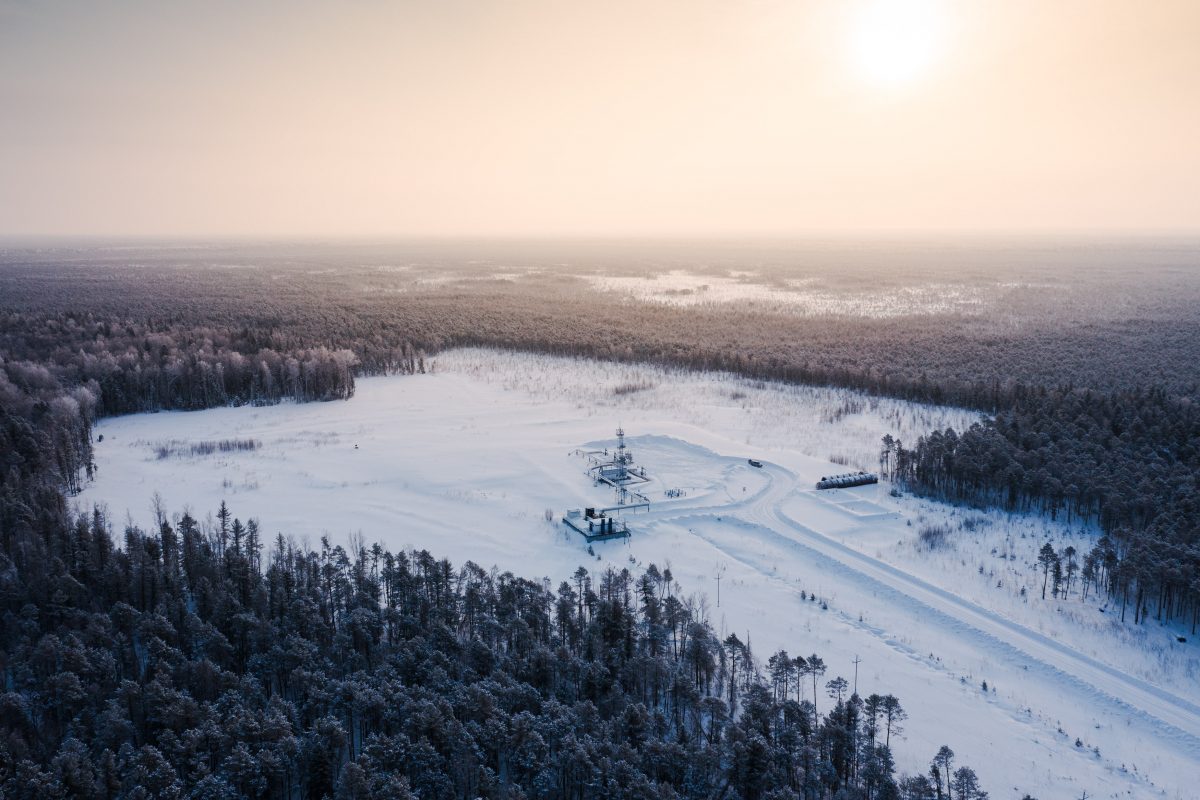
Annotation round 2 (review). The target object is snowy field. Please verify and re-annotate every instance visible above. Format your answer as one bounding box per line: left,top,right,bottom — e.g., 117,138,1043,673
79,348,1199,799
577,269,997,317
819,496,1200,696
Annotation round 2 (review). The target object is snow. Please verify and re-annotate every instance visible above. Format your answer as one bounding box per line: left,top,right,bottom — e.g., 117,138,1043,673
78,348,1199,799
816,495,1200,697
577,270,995,317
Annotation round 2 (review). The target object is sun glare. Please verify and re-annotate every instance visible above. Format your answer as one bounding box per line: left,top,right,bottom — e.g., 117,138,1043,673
849,0,946,90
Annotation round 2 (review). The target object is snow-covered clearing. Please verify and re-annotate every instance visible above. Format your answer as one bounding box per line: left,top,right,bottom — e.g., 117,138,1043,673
577,270,996,317
79,348,1199,799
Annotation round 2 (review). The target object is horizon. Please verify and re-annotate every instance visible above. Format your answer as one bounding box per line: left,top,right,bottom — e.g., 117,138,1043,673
4,230,1200,248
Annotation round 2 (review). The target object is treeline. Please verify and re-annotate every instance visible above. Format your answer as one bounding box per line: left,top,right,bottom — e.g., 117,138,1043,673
882,386,1200,632
1,313,366,416
0,494,995,799
1,359,97,497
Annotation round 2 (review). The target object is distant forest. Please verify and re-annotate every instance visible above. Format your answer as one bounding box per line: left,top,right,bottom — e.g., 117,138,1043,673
1,239,1197,796
4,239,1200,404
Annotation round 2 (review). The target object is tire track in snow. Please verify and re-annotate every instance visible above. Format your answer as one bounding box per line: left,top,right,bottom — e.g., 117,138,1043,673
651,460,1200,758
659,512,1169,796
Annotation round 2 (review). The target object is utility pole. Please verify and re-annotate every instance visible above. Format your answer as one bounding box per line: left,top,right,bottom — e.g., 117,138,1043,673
715,563,727,607
852,655,862,695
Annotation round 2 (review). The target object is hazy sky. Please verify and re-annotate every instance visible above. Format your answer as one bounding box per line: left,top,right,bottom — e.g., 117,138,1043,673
1,0,1197,238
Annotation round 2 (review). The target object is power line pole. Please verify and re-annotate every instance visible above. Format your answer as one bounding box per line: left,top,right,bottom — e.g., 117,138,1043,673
715,563,727,607
852,655,862,695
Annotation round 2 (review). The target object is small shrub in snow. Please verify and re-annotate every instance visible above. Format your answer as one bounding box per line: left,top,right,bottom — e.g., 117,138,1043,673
612,380,655,396
156,439,261,459
959,516,990,532
918,524,951,550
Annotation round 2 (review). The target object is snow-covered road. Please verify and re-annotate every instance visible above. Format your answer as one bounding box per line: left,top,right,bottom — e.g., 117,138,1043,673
649,459,1200,756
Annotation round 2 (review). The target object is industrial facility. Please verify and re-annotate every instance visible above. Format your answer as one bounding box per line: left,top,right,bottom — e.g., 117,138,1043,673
562,507,630,542
816,471,879,490
582,426,652,508
562,427,652,542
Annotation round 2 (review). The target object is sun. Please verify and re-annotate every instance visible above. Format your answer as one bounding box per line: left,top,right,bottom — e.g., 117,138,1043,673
849,0,946,89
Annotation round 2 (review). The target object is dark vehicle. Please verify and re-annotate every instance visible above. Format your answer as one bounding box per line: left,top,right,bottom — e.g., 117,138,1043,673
748,459,763,468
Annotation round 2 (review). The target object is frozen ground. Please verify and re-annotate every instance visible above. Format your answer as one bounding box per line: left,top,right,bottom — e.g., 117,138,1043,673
78,348,1199,799
577,269,996,317
807,493,1200,696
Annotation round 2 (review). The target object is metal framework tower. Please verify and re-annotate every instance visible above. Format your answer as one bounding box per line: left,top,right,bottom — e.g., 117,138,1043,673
615,426,632,473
